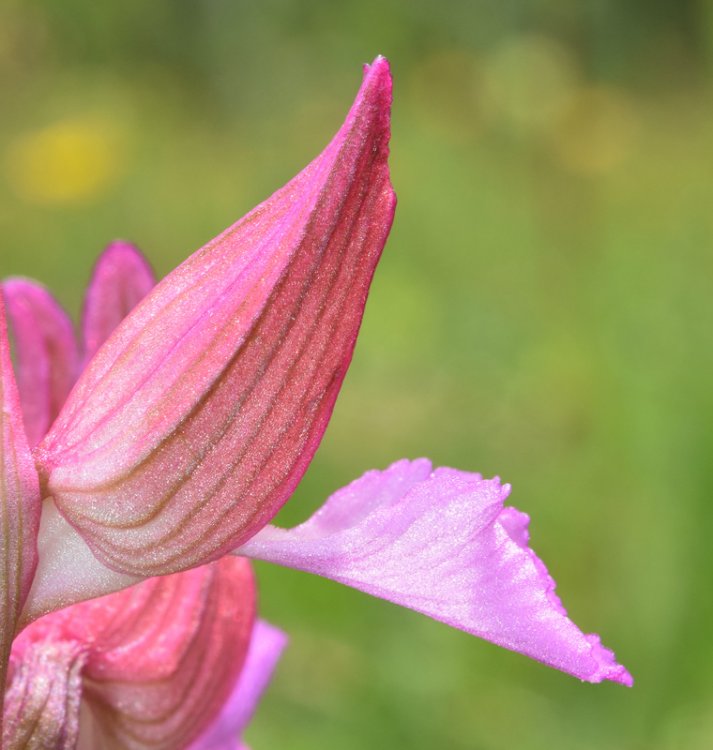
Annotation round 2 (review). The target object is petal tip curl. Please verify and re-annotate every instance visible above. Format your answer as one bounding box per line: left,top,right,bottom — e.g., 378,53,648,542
583,634,634,686
497,506,631,686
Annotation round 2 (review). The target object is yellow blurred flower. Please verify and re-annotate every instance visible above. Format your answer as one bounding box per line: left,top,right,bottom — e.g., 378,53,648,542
5,116,124,205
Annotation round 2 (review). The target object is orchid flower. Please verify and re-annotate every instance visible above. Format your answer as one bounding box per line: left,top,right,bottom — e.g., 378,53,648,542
1,54,630,748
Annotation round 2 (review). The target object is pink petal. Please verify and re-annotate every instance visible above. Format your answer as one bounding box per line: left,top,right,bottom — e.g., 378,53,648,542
0,297,41,697
16,556,256,750
237,459,632,685
38,57,396,577
2,279,79,448
3,640,85,750
189,620,287,750
82,241,156,362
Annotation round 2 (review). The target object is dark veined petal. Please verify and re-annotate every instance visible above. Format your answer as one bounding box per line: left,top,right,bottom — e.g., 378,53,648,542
37,57,396,577
2,280,79,448
16,556,256,750
0,297,41,706
82,241,156,362
3,640,85,750
188,620,287,750
236,459,632,685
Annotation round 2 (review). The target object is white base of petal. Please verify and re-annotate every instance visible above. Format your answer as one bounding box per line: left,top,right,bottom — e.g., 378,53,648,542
21,500,140,626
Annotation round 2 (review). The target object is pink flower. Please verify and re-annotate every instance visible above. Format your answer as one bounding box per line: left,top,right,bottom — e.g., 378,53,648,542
0,54,631,746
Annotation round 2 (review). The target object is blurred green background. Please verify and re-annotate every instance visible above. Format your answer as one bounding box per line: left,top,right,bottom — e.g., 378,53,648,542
2,1,712,748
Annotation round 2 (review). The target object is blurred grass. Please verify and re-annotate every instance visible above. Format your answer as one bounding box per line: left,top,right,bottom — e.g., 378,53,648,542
2,1,713,748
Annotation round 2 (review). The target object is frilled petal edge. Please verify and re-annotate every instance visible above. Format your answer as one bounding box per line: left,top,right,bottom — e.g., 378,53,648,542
236,459,632,685
0,297,41,697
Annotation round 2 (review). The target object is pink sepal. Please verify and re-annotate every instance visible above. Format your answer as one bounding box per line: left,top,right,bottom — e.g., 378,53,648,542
189,620,287,750
38,57,396,577
20,500,140,626
1,279,79,448
82,241,155,362
3,640,85,750
237,459,632,685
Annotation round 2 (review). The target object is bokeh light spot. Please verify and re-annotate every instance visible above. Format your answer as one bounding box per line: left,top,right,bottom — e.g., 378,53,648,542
552,86,639,176
5,116,124,205
484,34,579,135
